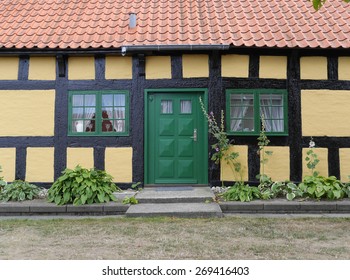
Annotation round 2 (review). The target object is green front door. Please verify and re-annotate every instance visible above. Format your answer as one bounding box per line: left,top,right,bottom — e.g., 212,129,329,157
146,90,208,184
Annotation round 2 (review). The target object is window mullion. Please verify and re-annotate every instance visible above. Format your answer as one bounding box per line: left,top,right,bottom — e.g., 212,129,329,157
95,92,102,135
255,91,260,134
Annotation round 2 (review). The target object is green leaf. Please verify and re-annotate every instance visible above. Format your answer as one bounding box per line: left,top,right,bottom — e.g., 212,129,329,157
286,193,295,201
97,193,105,203
81,194,87,205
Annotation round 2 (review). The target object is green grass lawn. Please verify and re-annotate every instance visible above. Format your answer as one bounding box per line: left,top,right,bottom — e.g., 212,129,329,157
1,216,350,259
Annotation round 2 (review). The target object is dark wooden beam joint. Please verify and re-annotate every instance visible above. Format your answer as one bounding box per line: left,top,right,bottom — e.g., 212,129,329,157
57,55,66,78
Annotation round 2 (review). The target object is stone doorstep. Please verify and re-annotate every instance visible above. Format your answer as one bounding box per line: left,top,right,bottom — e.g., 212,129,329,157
126,203,223,218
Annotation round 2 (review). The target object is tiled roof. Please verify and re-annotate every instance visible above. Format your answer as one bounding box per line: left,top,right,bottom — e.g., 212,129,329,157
0,0,350,50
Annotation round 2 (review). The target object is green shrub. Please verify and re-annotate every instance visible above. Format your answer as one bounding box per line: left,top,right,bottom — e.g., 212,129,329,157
220,182,260,202
0,180,41,202
298,175,345,200
48,166,120,205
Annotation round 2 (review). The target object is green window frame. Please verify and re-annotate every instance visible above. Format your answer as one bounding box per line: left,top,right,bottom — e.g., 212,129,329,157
68,90,129,136
226,89,288,136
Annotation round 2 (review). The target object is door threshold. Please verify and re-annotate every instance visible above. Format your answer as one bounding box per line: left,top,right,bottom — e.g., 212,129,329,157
144,184,209,188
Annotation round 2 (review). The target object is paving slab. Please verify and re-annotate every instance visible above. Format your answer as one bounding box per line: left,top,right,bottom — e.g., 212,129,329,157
135,187,214,203
126,203,223,218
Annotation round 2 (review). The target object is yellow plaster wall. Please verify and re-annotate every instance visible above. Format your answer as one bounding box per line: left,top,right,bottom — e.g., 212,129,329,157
182,54,209,78
221,145,248,182
105,56,132,79
68,56,95,80
302,148,328,178
261,146,290,181
145,56,171,79
221,54,249,78
300,56,327,80
28,57,56,80
0,148,16,181
301,90,350,137
67,148,94,169
0,90,55,137
0,57,19,80
339,148,350,182
105,147,132,182
26,147,54,182
338,57,350,81
259,56,287,79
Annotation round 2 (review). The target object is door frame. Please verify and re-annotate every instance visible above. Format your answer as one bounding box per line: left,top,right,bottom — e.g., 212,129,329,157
144,88,208,185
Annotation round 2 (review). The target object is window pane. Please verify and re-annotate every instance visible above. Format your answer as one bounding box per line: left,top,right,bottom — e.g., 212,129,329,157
229,93,254,132
85,95,96,106
260,94,284,133
72,108,83,119
72,95,84,106
161,100,173,114
114,108,125,119
114,120,125,132
102,95,113,106
84,107,95,119
180,100,192,114
114,94,125,106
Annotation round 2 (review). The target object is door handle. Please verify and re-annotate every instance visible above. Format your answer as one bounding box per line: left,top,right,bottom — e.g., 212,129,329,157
190,128,197,142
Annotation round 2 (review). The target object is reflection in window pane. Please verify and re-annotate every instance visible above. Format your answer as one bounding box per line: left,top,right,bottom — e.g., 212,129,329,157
161,100,173,114
180,100,192,114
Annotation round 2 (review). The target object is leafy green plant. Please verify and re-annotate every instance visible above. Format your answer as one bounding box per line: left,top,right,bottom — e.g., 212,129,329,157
0,180,41,202
258,179,302,201
298,175,345,200
122,196,138,204
199,97,242,184
48,165,120,205
131,182,142,191
220,182,260,202
0,165,7,191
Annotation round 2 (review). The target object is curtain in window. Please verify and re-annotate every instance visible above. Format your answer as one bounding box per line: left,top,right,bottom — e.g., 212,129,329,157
102,94,125,132
161,100,173,114
72,95,96,132
259,94,283,132
180,100,192,114
230,95,253,131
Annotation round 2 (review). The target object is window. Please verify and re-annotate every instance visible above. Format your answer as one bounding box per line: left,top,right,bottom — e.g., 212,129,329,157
68,90,129,136
226,89,288,136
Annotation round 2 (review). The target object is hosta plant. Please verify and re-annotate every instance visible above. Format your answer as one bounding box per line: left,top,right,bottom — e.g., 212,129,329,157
0,165,7,191
48,166,120,205
220,182,260,202
0,180,41,202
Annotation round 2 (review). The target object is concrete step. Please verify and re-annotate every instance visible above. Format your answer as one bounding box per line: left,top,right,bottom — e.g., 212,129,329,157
126,203,223,218
135,186,215,203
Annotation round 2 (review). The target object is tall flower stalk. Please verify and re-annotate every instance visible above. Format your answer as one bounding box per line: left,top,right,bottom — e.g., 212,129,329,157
199,97,242,186
257,114,273,182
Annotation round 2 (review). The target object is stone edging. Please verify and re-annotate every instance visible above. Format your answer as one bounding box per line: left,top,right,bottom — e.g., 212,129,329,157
1,198,350,216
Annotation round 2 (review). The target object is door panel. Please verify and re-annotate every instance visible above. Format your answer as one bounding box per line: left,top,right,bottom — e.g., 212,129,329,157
146,91,207,184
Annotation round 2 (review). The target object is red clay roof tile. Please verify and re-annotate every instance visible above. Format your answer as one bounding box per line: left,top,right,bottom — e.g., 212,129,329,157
1,0,350,50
